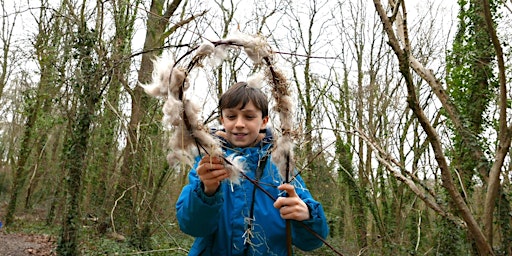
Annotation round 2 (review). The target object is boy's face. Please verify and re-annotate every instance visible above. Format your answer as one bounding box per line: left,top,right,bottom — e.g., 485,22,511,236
220,101,269,148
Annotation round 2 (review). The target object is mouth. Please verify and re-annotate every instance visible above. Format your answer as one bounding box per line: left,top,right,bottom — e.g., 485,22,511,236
232,132,247,138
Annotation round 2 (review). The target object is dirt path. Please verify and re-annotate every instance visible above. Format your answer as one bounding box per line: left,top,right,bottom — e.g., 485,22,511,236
0,232,56,256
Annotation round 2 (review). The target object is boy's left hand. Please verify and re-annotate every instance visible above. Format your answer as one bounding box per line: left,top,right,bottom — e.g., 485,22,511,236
273,184,310,221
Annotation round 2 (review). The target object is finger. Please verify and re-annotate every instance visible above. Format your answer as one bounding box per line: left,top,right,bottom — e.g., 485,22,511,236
275,200,310,221
277,183,298,198
197,163,224,176
274,195,299,207
210,169,229,180
201,168,228,180
277,204,299,219
205,163,225,171
273,197,285,209
200,155,224,165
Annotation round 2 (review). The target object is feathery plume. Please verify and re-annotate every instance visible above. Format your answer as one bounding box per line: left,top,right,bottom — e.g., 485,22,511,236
140,56,174,97
170,126,195,150
225,154,245,185
242,35,272,65
167,149,195,169
222,32,272,65
263,60,296,181
211,45,230,66
247,72,265,89
169,67,189,97
271,136,295,182
196,41,215,56
162,97,183,127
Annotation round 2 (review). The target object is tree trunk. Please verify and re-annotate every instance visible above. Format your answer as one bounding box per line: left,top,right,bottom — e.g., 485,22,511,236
5,96,39,226
57,23,101,255
116,0,185,248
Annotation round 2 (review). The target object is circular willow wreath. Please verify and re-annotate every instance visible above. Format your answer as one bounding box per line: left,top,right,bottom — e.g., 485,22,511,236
141,31,343,256
141,32,295,184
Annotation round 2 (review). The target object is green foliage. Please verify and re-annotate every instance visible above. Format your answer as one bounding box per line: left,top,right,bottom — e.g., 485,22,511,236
434,218,471,255
446,1,497,130
444,0,499,201
495,188,512,255
57,22,102,255
0,171,8,195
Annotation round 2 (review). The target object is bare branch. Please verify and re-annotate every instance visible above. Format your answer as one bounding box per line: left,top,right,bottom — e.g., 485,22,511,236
372,0,493,254
353,129,466,228
481,0,512,245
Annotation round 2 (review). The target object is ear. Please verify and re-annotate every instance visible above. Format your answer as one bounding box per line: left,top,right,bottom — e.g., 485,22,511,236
260,116,269,129
219,116,225,125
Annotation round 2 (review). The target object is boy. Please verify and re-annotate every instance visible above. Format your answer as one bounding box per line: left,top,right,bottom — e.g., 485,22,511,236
176,82,329,255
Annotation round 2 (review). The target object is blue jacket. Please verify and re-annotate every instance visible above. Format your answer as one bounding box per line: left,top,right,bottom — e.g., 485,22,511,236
176,129,329,255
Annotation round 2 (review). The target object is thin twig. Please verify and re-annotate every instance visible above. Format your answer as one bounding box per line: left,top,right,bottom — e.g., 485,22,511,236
111,184,137,234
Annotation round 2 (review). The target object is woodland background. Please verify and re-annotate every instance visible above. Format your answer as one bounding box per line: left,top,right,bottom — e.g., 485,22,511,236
0,0,511,255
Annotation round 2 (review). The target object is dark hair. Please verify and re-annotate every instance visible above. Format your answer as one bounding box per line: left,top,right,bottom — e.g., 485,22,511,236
219,82,268,117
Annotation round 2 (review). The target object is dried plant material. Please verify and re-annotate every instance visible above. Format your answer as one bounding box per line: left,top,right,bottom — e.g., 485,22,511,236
264,59,296,181
225,154,245,185
193,128,223,157
167,148,195,169
211,44,230,66
169,67,189,96
241,35,272,65
247,72,265,89
196,41,215,56
183,99,201,129
162,97,183,127
219,32,272,65
171,127,195,150
275,95,293,132
142,31,296,184
271,136,295,182
140,56,175,97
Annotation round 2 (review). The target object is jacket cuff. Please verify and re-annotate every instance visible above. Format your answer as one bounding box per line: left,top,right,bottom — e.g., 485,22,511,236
195,182,223,206
304,200,323,221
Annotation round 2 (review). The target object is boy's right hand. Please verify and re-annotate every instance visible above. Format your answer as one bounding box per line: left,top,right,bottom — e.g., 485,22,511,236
197,156,229,196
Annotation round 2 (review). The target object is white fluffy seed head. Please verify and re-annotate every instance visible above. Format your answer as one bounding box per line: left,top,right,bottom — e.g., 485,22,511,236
162,96,183,127
140,55,174,97
169,67,188,97
210,44,230,66
225,154,245,184
271,136,295,182
167,149,194,169
196,41,216,56
243,34,271,64
247,73,265,90
193,128,223,156
220,32,271,65
183,99,201,130
222,31,249,45
170,127,195,150
140,82,164,97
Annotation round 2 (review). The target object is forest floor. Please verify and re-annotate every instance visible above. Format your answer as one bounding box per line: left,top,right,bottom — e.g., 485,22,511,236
0,201,57,256
0,231,56,256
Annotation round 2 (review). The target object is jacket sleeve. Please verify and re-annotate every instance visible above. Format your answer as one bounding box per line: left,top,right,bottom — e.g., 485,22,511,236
175,158,224,237
290,175,329,251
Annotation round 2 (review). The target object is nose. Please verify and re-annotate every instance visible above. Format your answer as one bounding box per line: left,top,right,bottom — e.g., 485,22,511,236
235,117,245,128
